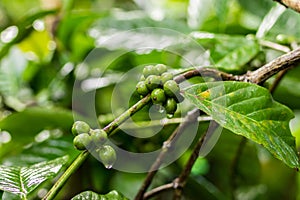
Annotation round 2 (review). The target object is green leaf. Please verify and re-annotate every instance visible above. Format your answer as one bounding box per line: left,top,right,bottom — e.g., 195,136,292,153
0,9,57,59
71,190,129,200
191,32,260,72
215,39,260,73
2,137,77,166
184,81,299,168
0,107,73,143
215,0,229,21
238,0,274,17
0,156,68,199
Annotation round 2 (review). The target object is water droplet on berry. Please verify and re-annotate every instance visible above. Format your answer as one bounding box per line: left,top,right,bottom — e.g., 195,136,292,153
158,105,165,113
105,164,113,169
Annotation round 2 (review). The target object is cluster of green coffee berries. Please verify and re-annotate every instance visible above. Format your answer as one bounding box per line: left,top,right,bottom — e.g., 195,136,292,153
72,121,116,169
136,64,181,116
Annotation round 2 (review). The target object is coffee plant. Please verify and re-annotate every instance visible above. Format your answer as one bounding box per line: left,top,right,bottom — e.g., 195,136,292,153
0,0,299,200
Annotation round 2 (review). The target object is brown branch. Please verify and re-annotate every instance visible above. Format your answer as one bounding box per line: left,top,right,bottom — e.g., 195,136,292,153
134,109,200,200
176,47,300,85
274,0,300,13
174,67,236,84
242,47,300,84
269,68,289,93
144,183,174,199
173,121,219,200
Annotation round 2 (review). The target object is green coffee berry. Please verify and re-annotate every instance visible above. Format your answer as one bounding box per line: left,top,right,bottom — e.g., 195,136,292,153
73,133,92,150
161,72,174,84
145,75,161,90
165,98,177,114
72,121,90,136
163,80,180,97
151,88,166,104
136,81,149,96
142,65,155,77
154,64,167,75
98,145,117,169
90,129,108,146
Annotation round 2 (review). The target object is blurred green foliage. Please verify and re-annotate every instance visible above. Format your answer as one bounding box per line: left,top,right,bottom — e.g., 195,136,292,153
0,0,299,199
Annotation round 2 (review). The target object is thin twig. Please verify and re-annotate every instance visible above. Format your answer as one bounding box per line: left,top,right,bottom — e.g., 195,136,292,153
144,183,174,199
269,69,289,93
115,116,212,130
229,137,247,200
134,109,200,200
174,67,235,84
173,121,219,200
259,40,291,53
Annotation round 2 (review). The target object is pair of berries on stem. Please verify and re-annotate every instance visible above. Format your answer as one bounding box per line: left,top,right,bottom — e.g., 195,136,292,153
72,121,116,169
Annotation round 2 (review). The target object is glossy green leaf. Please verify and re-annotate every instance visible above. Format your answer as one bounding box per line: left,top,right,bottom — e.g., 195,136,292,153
71,190,129,200
2,136,77,166
215,39,260,73
184,81,299,168
215,0,229,21
0,107,73,142
0,156,68,199
238,0,274,17
191,32,259,72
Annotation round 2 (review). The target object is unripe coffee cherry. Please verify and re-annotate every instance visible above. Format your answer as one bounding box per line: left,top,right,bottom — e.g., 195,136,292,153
136,81,149,96
154,64,167,75
72,121,90,136
73,133,92,150
151,88,166,104
146,75,161,90
161,72,173,84
165,98,177,114
142,65,155,77
163,80,180,97
98,145,117,169
90,129,108,146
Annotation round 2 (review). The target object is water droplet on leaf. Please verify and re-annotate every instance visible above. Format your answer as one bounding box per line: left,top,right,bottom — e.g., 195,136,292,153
167,114,174,118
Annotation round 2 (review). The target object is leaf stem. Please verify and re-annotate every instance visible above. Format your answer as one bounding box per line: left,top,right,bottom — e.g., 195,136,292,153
42,150,89,200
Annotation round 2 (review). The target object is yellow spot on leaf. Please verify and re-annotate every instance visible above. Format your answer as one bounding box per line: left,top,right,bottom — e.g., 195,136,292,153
200,90,210,99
